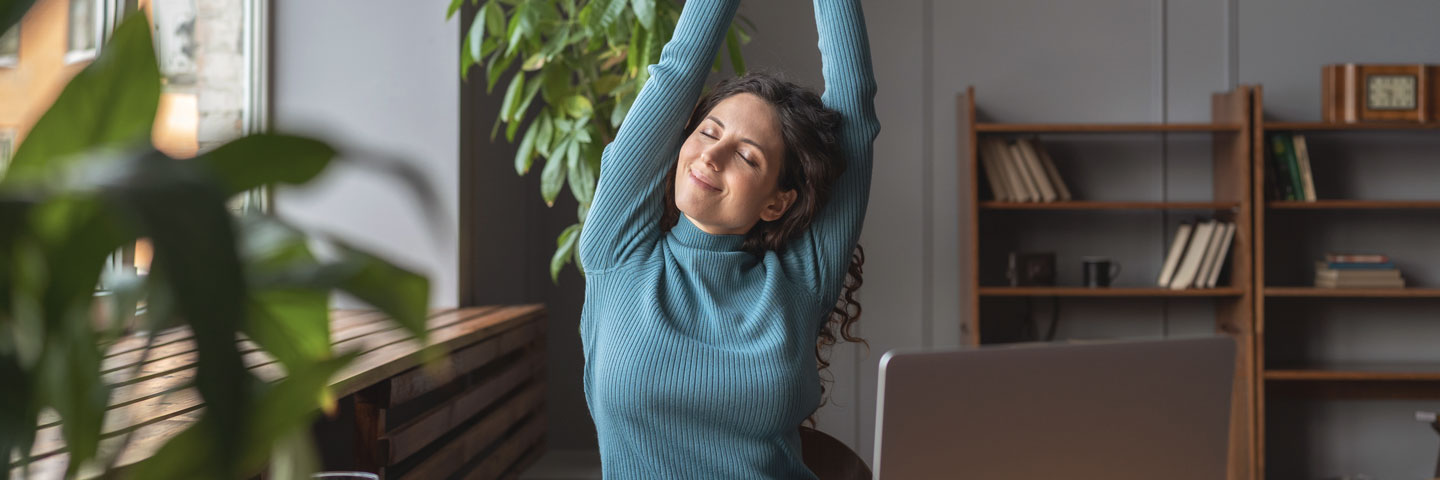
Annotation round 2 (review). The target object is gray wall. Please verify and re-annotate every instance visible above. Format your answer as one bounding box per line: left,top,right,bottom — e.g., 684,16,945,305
740,0,1440,478
271,0,460,308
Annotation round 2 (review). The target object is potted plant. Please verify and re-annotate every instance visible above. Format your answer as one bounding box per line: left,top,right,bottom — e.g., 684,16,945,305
1,9,435,479
450,0,752,281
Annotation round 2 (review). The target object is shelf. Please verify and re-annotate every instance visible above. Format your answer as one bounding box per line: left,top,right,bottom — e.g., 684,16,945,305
1268,200,1440,210
982,201,1240,211
979,286,1243,297
976,122,1243,133
1266,364,1440,381
1264,287,1440,298
1263,121,1440,132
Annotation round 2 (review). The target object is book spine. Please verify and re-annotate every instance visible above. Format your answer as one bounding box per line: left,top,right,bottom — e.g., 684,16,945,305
1323,262,1396,270
1290,133,1313,200
1326,254,1390,263
1269,134,1297,201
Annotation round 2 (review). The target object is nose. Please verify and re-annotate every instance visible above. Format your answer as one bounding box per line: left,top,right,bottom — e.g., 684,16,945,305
700,142,733,171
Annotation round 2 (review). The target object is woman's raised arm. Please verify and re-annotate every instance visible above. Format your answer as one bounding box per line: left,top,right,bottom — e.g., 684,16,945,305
782,0,880,300
578,0,741,273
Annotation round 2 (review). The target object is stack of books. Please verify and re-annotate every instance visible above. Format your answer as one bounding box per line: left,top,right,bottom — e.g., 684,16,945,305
1266,133,1316,201
979,137,1072,203
1315,253,1404,288
1157,219,1237,290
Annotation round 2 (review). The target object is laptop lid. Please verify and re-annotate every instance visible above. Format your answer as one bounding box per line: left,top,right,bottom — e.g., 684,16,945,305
872,336,1235,480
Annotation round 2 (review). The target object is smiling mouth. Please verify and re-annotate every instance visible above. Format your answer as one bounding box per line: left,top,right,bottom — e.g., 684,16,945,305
688,170,721,192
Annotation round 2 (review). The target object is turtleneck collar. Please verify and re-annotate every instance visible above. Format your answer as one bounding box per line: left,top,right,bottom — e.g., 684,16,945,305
670,214,748,252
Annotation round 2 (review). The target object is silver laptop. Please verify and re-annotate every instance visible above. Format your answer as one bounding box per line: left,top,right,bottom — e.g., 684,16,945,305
873,336,1235,480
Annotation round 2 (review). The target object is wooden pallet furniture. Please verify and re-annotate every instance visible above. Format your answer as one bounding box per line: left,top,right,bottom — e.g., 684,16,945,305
10,305,547,479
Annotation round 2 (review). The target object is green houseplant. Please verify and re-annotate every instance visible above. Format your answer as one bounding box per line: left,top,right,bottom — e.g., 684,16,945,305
1,7,435,479
449,0,753,281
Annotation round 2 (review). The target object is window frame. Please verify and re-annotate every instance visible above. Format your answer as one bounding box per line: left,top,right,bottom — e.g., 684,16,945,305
0,24,19,68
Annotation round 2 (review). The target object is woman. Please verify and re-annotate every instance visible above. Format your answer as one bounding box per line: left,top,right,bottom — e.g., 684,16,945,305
577,0,878,477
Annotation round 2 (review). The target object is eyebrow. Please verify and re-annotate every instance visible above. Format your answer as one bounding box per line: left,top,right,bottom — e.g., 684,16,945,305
705,116,767,153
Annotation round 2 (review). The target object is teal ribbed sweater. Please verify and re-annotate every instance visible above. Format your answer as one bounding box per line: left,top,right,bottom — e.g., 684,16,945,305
576,0,878,477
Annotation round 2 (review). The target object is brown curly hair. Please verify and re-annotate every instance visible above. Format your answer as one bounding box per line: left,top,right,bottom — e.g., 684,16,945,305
658,73,867,424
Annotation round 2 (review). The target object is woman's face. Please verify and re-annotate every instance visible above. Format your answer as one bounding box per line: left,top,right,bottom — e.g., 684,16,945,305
674,93,795,236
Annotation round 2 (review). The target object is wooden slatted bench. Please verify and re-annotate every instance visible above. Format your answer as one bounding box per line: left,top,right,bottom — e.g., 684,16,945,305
10,305,547,479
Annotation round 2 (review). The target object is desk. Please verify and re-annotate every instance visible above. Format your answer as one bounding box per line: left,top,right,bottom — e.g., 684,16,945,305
11,305,547,479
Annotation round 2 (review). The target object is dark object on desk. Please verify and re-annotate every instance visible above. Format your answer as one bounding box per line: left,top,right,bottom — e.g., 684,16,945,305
1081,256,1122,288
1007,251,1055,286
1418,411,1440,478
799,426,871,480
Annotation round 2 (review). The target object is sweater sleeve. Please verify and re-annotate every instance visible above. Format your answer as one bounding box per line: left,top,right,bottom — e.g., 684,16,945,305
577,0,740,273
782,0,880,300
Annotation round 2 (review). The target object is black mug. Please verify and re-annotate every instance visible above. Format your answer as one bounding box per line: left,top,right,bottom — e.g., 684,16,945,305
1082,257,1122,288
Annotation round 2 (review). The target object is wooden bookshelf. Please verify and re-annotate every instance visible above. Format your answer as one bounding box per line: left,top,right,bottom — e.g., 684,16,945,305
976,122,1244,133
1268,200,1440,209
1263,121,1440,132
981,201,1241,210
1266,364,1440,381
961,86,1256,480
1264,287,1440,298
979,286,1243,297
1251,85,1440,479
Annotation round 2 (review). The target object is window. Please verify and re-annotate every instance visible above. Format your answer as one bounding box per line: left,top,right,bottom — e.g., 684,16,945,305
66,0,103,63
0,25,18,67
0,128,15,179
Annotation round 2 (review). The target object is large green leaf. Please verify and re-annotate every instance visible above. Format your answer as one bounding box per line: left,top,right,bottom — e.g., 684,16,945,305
566,139,597,205
595,0,628,30
631,0,655,31
500,71,526,124
514,119,538,175
550,223,580,283
193,134,336,197
540,139,568,207
332,241,429,342
466,2,490,63
101,151,251,478
484,1,506,40
535,112,556,158
504,1,533,58
460,33,476,81
237,216,333,371
3,13,159,188
36,324,108,477
514,75,543,121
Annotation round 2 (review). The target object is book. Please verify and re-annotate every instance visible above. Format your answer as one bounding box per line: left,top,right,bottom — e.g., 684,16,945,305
1156,222,1194,287
1269,134,1298,201
1203,222,1236,288
1315,266,1402,280
1169,220,1217,290
1015,139,1060,202
1321,261,1396,270
1293,134,1317,201
980,139,1013,201
1325,253,1389,264
998,140,1036,202
1279,134,1305,202
1316,277,1405,288
1030,140,1073,201
1194,221,1229,289
1010,142,1055,202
